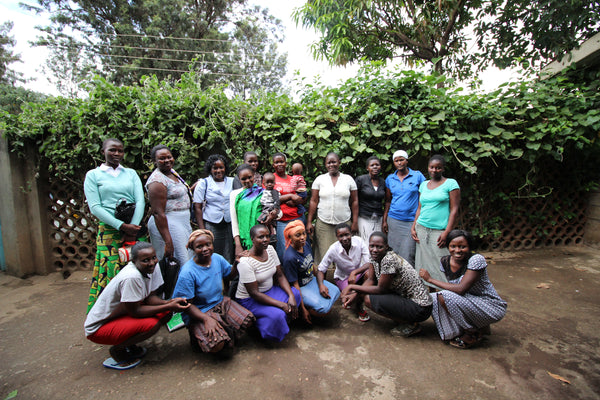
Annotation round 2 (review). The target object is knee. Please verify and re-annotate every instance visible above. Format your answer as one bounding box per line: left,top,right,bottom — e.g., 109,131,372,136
363,295,371,309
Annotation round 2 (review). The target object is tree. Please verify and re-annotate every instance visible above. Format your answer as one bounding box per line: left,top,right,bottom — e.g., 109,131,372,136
0,21,24,85
293,0,600,77
26,0,288,94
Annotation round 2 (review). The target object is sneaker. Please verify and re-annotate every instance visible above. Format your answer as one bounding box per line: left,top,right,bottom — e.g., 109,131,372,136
390,323,422,337
358,310,370,322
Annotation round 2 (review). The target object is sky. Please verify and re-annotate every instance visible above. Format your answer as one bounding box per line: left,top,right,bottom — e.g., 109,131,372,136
0,0,517,97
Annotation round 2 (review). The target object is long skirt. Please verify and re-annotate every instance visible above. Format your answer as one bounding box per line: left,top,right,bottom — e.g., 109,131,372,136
87,223,125,313
430,291,507,340
314,218,349,264
188,297,255,352
414,223,449,287
358,215,382,245
387,217,417,267
148,209,193,265
204,220,233,264
237,286,302,342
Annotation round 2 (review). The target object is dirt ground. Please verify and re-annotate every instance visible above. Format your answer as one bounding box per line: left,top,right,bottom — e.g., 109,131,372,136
1,246,599,400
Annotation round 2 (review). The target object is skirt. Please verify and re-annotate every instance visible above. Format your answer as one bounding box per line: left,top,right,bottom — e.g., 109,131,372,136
414,223,449,287
148,209,193,265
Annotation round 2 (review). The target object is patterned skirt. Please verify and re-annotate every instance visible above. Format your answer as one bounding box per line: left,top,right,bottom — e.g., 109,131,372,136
87,224,124,313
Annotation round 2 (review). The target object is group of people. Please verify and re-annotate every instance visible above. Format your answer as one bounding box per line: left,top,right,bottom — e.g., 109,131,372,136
82,138,507,370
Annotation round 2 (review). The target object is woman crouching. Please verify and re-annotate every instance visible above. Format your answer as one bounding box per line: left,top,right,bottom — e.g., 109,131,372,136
172,229,255,355
341,232,432,337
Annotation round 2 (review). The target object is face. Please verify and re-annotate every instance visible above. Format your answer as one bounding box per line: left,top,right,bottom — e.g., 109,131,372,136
325,154,340,175
263,176,275,190
134,247,158,277
428,159,444,179
211,159,226,181
251,226,271,251
369,236,387,262
336,227,352,249
367,159,381,176
245,154,259,172
290,228,307,250
155,148,174,173
239,168,254,189
448,236,470,262
102,140,124,167
192,235,214,263
273,155,287,175
393,157,408,172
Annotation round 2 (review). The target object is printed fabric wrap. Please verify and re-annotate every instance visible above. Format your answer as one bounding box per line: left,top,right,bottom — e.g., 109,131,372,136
234,185,264,249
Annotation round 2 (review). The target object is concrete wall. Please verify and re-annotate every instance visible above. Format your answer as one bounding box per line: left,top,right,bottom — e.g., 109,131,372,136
0,137,52,277
584,189,600,245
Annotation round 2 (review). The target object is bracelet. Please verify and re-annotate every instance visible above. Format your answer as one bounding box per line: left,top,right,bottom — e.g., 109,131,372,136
287,304,292,312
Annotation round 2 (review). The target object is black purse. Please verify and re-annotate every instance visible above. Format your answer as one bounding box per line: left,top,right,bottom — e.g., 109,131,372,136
158,256,181,299
115,198,136,224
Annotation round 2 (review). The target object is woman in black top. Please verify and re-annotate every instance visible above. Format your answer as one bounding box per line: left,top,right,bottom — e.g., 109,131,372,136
354,156,386,244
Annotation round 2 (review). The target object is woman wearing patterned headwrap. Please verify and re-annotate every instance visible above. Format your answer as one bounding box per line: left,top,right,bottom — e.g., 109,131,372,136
282,220,340,324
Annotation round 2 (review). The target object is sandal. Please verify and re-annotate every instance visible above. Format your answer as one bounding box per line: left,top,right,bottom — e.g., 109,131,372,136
449,333,481,349
390,323,422,337
358,310,370,322
125,345,147,360
102,357,141,370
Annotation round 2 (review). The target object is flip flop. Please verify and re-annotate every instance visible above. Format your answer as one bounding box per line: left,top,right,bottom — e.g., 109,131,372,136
102,357,142,370
125,345,147,359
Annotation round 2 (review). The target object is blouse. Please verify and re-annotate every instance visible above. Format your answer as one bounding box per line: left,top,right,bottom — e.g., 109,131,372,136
146,169,190,213
355,174,386,218
236,246,280,299
311,173,357,224
416,178,460,230
193,176,234,223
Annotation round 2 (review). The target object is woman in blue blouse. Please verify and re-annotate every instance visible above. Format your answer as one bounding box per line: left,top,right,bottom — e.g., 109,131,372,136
83,138,145,312
193,154,235,264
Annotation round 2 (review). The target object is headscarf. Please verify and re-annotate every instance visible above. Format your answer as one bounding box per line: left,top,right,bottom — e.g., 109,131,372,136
393,150,408,160
187,229,214,250
283,220,306,249
234,185,264,249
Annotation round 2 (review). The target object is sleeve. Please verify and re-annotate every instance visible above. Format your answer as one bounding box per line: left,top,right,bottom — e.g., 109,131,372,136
311,175,322,190
317,244,336,273
230,189,241,238
219,255,232,278
232,176,242,190
84,169,124,230
119,277,146,303
131,170,146,225
467,254,487,271
193,178,207,204
272,190,280,207
150,263,164,292
417,171,426,186
359,239,370,266
379,254,397,276
172,266,196,300
347,174,358,191
447,178,460,191
282,250,299,283
238,259,257,284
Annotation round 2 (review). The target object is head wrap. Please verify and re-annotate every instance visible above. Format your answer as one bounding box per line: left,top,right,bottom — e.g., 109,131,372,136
187,229,214,250
393,150,408,161
283,220,306,249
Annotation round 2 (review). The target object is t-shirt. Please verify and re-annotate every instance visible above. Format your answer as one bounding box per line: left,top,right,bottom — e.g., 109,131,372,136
236,246,280,299
283,243,315,287
193,176,233,223
355,174,386,218
416,178,460,230
385,168,426,221
84,262,164,336
146,169,191,213
371,251,432,307
311,173,357,224
274,174,302,221
317,236,370,281
171,254,232,324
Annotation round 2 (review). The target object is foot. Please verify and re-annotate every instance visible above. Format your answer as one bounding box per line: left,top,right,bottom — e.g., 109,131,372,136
102,357,141,370
357,303,370,322
124,345,147,360
390,322,422,337
449,332,482,349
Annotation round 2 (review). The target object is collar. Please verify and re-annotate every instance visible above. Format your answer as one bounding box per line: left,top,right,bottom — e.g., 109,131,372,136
99,163,125,177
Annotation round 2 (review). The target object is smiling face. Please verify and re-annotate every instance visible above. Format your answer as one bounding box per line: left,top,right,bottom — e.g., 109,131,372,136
428,159,444,180
134,247,158,277
238,168,254,189
192,234,214,265
369,235,388,262
325,154,340,175
102,140,124,168
336,227,352,250
251,225,271,251
290,227,307,251
211,159,226,182
448,236,470,263
154,148,174,174
273,155,287,175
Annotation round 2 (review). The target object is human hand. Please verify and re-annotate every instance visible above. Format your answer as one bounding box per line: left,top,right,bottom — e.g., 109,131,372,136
170,297,191,311
301,305,312,324
120,223,141,237
419,269,431,282
351,221,359,236
319,283,330,299
437,231,448,248
342,291,358,309
164,241,174,259
306,222,314,236
348,271,357,285
382,221,388,233
203,316,223,343
411,226,419,242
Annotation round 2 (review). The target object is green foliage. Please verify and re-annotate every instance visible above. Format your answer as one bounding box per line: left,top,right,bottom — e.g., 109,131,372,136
0,84,47,114
2,66,599,239
0,21,23,85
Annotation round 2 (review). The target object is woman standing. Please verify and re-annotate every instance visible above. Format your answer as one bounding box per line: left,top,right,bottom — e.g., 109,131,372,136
306,152,359,263
235,224,300,342
419,230,507,349
193,154,235,263
411,155,460,286
84,138,145,313
272,152,306,260
382,150,425,266
341,232,432,337
355,156,386,244
172,230,255,354
146,145,193,265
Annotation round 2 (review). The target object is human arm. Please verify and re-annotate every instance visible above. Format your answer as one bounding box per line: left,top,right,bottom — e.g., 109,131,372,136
83,170,127,230
419,267,481,295
192,179,207,229
382,187,392,233
348,262,371,284
229,189,245,259
316,270,330,299
305,189,320,236
130,171,146,226
122,295,190,318
411,201,422,242
349,189,359,235
193,203,205,229
437,188,461,248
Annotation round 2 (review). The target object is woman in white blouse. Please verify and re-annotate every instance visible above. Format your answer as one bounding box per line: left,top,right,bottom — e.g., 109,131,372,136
306,152,359,263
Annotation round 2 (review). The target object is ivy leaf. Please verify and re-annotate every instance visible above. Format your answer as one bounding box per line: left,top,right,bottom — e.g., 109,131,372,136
487,125,504,136
430,111,445,121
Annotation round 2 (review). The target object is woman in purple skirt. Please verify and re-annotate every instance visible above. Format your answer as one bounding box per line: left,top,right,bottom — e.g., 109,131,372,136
235,224,301,342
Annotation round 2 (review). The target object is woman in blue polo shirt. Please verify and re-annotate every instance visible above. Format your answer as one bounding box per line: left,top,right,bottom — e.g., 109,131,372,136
382,150,425,267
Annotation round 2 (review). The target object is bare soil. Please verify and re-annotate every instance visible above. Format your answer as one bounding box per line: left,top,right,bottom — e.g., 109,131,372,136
1,246,599,400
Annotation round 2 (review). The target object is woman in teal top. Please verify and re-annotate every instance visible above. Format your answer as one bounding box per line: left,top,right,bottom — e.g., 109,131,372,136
83,138,145,312
411,155,460,286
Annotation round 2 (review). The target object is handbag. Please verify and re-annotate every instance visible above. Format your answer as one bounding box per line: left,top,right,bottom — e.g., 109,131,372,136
115,198,136,224
158,256,181,300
